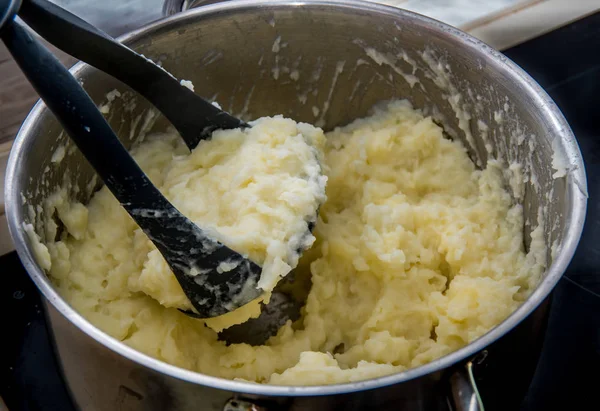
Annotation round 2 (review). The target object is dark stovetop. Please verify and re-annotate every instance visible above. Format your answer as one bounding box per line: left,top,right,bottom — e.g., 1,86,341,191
2,12,600,411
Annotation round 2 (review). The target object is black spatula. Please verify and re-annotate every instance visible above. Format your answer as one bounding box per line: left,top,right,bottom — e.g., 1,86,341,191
1,0,262,318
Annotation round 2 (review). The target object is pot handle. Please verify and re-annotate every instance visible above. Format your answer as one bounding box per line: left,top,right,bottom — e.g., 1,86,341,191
447,359,485,411
221,358,486,411
223,398,267,411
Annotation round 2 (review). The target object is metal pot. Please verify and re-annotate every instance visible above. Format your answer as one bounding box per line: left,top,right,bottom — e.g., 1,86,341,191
5,1,587,410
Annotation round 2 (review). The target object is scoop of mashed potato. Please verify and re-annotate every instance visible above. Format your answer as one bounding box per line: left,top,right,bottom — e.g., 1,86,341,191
45,116,327,329
34,100,544,385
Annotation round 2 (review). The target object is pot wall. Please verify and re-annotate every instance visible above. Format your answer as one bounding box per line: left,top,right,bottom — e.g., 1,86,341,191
45,296,550,410
6,1,586,410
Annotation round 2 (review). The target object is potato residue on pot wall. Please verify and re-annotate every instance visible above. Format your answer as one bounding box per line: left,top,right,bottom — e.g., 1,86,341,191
29,100,546,385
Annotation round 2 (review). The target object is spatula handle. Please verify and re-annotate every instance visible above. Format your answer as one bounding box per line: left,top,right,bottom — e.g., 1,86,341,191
2,19,164,209
18,0,246,150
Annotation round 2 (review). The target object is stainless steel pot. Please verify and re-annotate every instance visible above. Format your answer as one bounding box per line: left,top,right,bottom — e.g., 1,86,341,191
5,1,587,410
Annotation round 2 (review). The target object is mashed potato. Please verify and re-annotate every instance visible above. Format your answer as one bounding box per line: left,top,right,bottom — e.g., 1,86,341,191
36,100,543,385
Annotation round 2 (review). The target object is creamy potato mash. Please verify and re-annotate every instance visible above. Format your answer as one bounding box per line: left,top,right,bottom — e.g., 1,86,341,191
33,100,544,385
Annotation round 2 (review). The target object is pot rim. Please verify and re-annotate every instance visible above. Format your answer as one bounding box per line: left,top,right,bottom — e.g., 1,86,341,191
5,0,587,396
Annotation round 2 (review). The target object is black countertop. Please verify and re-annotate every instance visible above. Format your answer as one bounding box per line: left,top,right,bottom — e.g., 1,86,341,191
1,12,599,411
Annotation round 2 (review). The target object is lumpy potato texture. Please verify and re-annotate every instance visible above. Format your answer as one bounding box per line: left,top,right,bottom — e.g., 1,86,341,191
41,100,543,385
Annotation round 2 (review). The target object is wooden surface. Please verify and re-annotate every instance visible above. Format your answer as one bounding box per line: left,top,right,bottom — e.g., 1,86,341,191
0,43,39,145
0,43,77,145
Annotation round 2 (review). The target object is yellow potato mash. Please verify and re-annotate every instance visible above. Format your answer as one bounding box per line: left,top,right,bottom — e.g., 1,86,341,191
35,100,544,385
